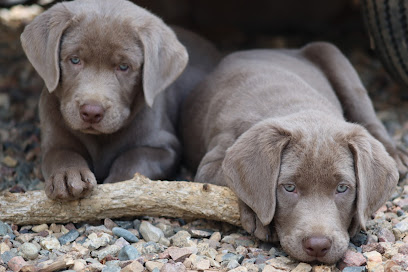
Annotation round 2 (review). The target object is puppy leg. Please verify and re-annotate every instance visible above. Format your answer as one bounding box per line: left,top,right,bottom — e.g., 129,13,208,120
303,42,408,176
42,149,96,200
104,146,179,183
239,200,273,242
194,133,235,186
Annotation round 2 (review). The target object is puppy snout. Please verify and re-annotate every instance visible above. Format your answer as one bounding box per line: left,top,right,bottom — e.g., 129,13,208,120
80,103,105,124
302,236,332,258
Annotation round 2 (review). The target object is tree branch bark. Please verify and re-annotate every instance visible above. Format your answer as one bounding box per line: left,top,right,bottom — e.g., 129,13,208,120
0,174,240,226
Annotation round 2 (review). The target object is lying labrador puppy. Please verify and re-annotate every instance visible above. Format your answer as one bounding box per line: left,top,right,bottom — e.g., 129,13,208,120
181,42,405,264
21,0,219,200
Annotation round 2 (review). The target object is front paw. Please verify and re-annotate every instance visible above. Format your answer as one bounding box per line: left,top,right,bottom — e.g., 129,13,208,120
395,146,408,179
45,168,96,200
239,200,272,242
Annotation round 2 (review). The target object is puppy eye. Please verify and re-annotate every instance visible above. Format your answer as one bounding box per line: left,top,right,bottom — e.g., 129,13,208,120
118,64,129,71
283,184,296,192
336,184,348,193
70,57,80,65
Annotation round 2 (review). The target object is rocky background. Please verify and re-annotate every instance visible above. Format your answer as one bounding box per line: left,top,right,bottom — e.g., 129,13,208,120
1,1,408,272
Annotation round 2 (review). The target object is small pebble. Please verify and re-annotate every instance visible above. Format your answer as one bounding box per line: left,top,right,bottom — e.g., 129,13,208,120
112,227,139,243
145,260,164,271
7,256,27,272
2,156,18,168
102,263,121,272
170,230,191,247
19,242,39,260
40,236,60,251
1,250,17,264
31,224,48,233
104,218,118,230
342,267,367,272
118,245,141,261
139,222,164,243
121,260,144,272
58,229,80,245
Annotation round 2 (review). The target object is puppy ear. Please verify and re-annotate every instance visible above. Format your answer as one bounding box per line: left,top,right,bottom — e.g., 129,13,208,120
137,18,188,107
222,122,291,226
348,127,398,236
20,3,72,93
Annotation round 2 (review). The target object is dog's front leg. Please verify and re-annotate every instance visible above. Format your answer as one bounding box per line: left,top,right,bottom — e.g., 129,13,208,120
104,146,179,183
42,148,96,200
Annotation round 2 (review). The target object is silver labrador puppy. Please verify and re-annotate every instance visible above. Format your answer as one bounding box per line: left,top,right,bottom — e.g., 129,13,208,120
21,0,219,200
181,42,405,264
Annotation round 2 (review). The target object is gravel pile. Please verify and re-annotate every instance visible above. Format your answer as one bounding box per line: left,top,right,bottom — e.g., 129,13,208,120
1,192,408,272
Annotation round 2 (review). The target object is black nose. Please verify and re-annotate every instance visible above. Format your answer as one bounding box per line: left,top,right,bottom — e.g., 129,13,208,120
302,236,332,258
80,103,105,124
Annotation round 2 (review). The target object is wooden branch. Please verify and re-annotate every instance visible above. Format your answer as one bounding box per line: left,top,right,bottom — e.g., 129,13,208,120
0,174,240,226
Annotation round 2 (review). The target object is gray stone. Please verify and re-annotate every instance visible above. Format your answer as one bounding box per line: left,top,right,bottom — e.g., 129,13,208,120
19,242,39,260
39,250,50,256
84,232,112,250
133,219,141,231
92,245,121,260
112,227,139,243
114,237,130,249
118,245,141,261
170,230,191,247
155,223,175,237
394,221,408,233
159,236,171,247
139,222,164,242
1,251,17,264
0,221,11,236
342,267,367,272
351,232,368,247
222,253,244,264
113,220,133,229
227,260,240,270
40,237,61,251
102,263,121,272
142,241,163,254
190,229,212,238
58,229,80,245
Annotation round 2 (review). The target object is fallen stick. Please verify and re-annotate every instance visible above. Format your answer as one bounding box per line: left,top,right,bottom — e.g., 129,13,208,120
0,174,240,226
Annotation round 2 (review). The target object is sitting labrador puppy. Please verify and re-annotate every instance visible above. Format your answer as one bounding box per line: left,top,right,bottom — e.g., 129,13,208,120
181,42,405,263
21,0,219,200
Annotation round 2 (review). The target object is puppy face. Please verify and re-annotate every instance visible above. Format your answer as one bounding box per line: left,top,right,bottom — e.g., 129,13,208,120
21,0,188,135
274,135,356,264
223,117,398,264
56,17,143,134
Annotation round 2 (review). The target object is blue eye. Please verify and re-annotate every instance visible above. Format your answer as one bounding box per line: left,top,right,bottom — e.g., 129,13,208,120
119,64,129,71
336,184,348,193
70,57,80,64
283,184,296,192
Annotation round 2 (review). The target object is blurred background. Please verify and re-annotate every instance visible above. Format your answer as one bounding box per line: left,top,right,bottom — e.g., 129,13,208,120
0,0,407,191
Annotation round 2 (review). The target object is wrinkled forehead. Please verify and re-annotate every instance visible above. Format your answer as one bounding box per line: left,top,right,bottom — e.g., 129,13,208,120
279,137,355,187
60,15,142,63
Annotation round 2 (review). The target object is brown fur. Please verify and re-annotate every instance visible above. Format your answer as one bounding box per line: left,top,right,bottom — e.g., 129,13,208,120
180,43,405,263
21,0,220,200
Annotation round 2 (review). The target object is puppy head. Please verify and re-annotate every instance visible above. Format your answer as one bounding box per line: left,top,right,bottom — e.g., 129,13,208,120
20,0,188,134
223,118,398,264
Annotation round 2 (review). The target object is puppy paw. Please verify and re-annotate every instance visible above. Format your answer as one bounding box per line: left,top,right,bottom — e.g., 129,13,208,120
45,168,96,200
239,200,272,242
394,146,408,179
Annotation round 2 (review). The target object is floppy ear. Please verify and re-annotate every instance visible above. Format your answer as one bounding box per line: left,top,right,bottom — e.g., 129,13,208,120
136,17,188,107
20,3,73,93
222,121,291,226
348,127,398,236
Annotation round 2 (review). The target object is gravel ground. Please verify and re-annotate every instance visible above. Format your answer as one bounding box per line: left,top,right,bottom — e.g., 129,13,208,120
2,4,408,272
